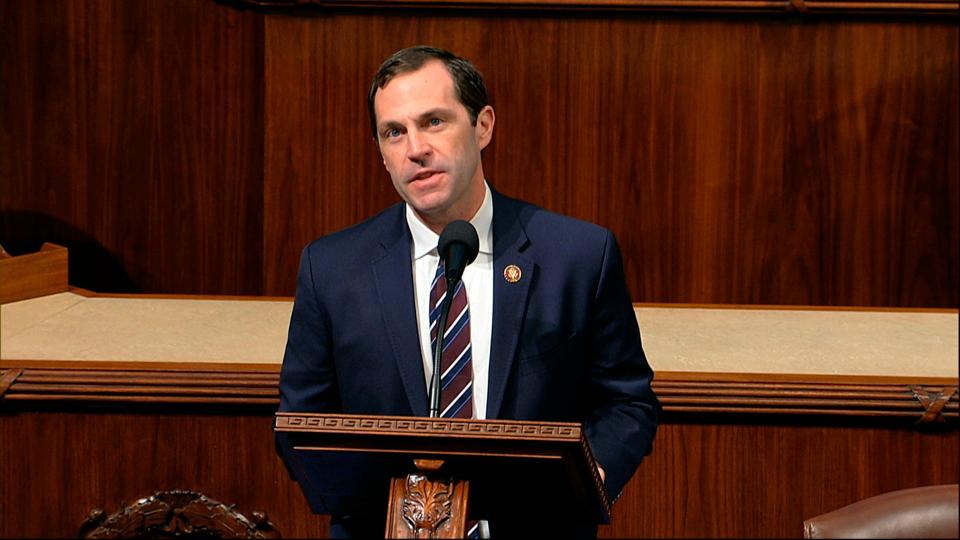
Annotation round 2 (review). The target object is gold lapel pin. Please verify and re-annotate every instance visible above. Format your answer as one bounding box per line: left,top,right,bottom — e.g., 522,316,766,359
503,264,522,283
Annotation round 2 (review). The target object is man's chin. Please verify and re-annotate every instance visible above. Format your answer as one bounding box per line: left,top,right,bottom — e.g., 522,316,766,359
406,193,450,215
407,201,453,229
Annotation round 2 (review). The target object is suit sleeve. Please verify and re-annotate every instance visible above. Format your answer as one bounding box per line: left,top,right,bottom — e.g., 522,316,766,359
274,245,407,517
583,230,661,501
274,246,355,515
278,244,340,414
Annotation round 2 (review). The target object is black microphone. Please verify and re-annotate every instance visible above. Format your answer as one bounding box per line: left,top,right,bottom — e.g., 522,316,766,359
437,220,480,286
429,220,480,417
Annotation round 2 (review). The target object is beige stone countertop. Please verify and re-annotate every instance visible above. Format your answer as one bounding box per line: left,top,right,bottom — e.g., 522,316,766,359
1,292,957,378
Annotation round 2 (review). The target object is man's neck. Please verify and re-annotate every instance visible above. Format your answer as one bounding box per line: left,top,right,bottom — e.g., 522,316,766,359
406,182,493,257
415,182,487,234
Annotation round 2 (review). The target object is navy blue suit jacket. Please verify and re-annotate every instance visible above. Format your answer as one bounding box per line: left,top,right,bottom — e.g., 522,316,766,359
276,190,660,520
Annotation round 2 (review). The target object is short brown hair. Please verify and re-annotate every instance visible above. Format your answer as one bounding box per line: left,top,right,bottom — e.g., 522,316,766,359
367,46,489,139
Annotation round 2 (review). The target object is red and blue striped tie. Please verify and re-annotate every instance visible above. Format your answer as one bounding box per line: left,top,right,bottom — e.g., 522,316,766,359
429,260,473,419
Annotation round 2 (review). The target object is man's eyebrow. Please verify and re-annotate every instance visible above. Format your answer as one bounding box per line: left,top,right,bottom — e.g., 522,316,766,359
376,118,409,137
415,108,454,120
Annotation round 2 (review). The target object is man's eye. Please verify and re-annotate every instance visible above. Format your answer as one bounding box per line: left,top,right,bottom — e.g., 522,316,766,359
385,128,401,138
429,118,442,127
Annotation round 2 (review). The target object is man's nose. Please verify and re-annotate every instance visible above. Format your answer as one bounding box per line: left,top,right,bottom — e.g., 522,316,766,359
406,131,432,163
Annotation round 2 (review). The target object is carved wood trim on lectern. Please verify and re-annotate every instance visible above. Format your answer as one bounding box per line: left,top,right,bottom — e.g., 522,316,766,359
386,471,470,539
277,413,582,440
78,490,281,539
403,474,453,532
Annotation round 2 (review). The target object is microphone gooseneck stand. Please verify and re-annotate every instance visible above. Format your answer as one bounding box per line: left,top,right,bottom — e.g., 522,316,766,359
429,275,457,418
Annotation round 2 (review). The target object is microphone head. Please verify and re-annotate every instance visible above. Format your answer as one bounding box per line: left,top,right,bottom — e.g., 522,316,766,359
438,220,480,281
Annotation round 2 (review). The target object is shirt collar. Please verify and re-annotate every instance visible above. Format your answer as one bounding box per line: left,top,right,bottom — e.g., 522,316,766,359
407,182,494,260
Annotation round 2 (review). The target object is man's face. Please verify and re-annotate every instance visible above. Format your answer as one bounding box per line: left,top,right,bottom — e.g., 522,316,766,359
373,60,494,232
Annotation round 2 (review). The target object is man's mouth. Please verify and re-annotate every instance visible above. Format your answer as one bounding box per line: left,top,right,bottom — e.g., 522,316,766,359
410,170,441,182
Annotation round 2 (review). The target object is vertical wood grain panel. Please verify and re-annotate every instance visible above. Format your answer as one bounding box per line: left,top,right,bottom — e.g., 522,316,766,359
1,3,956,305
0,410,954,538
262,14,958,307
600,421,958,538
0,412,328,538
782,22,959,306
0,0,264,294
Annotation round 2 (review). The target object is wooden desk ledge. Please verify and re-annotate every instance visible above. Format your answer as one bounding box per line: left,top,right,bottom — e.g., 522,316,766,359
1,291,957,423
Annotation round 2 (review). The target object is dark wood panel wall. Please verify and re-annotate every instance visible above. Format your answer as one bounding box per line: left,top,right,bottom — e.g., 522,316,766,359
1,363,955,537
2,1,957,305
0,408,956,538
0,0,265,295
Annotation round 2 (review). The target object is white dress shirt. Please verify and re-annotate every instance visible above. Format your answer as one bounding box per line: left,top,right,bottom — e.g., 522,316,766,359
406,183,493,420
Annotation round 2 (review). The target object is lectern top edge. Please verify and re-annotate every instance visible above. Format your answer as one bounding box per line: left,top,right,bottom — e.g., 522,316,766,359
275,412,584,441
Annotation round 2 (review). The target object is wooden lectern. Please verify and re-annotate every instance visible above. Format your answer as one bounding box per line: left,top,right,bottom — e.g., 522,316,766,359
275,413,610,538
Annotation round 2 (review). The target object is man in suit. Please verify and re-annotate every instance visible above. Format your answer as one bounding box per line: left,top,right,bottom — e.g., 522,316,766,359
276,45,660,538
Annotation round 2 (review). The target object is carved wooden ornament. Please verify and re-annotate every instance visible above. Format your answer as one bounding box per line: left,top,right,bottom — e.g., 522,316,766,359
386,473,469,538
78,489,280,539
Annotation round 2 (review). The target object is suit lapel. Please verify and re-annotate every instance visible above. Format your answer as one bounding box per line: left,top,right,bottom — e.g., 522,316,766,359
371,208,429,416
487,193,533,419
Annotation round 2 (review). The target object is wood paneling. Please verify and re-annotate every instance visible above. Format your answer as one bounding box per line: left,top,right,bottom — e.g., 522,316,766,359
604,421,958,538
1,363,956,537
2,363,957,423
0,243,68,304
0,407,955,538
0,411,329,538
0,0,264,294
782,22,960,307
262,14,958,307
1,2,956,305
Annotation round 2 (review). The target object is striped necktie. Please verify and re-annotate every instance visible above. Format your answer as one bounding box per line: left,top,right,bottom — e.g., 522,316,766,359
429,260,474,419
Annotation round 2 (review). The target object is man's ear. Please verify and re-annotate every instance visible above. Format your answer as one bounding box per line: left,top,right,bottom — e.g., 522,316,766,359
475,105,495,150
